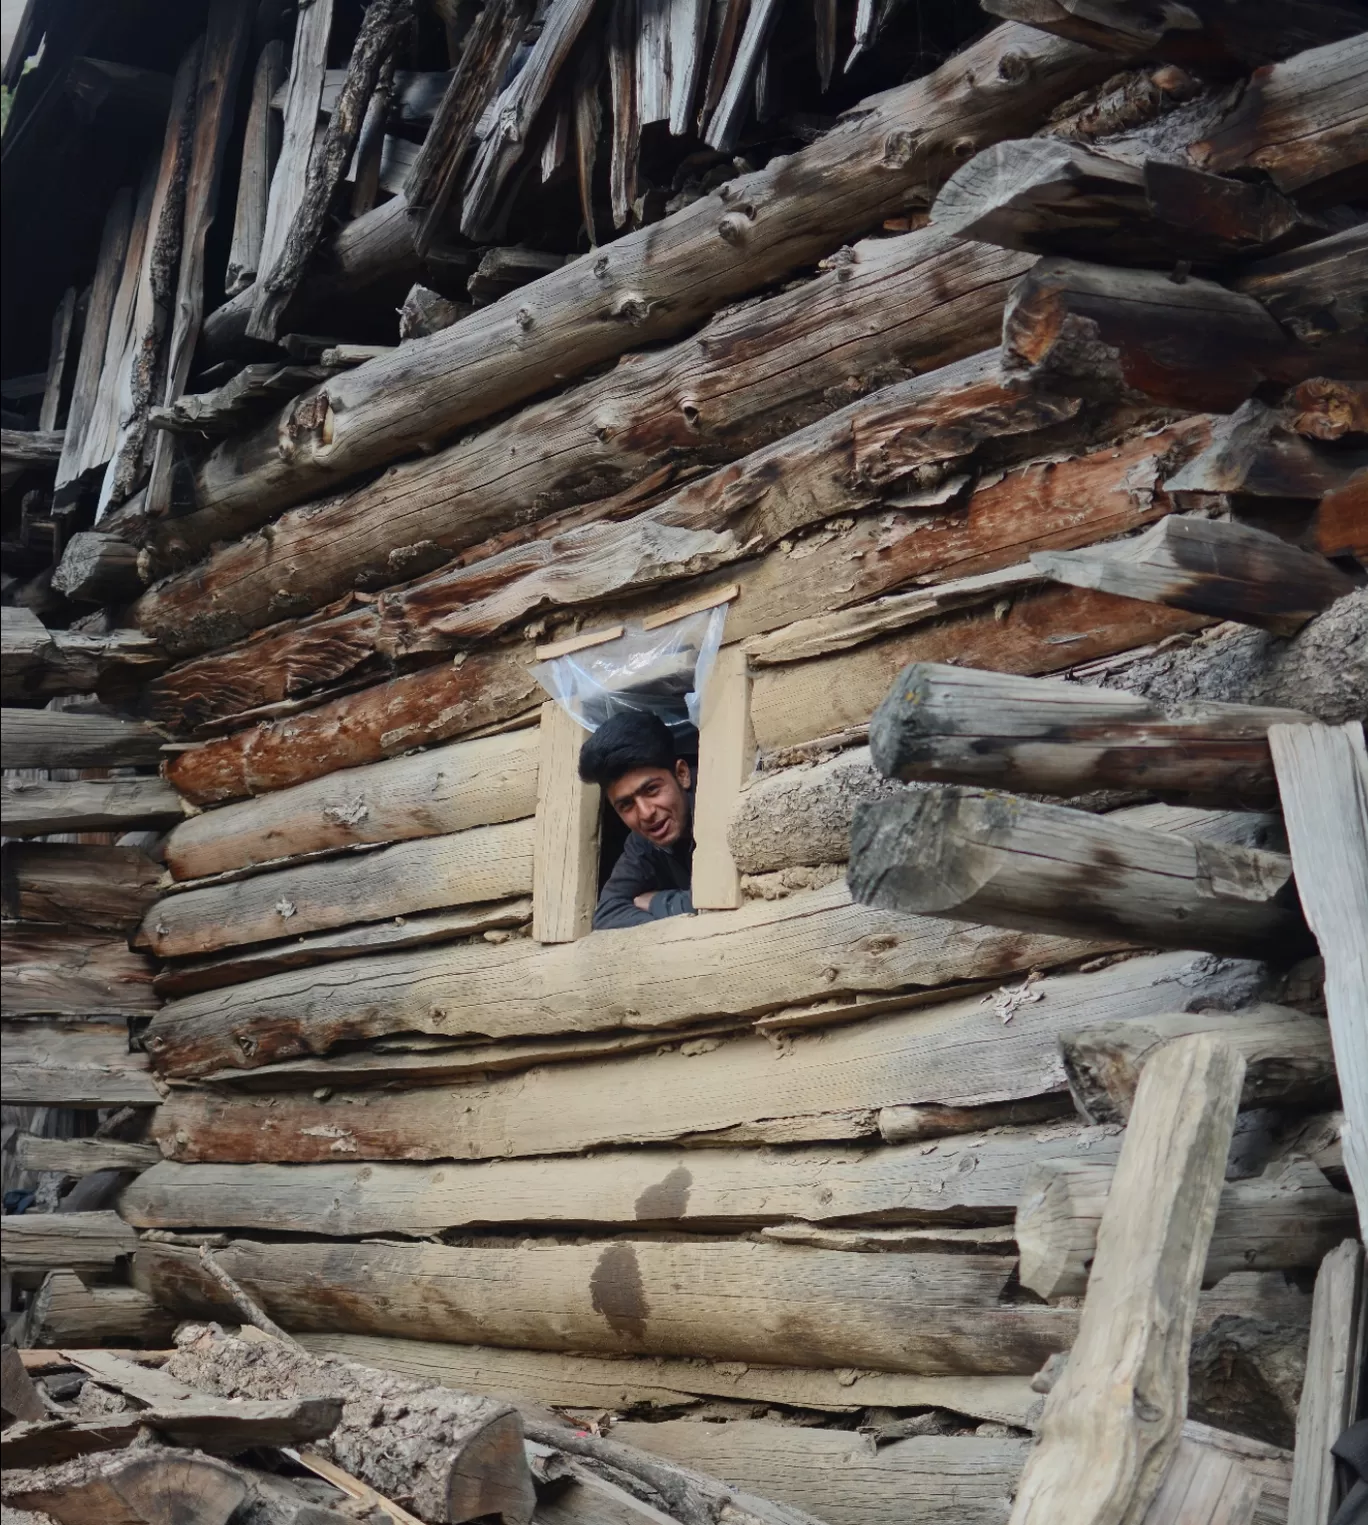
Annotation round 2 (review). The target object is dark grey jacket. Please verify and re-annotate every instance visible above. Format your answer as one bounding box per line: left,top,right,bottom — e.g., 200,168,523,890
591,820,695,930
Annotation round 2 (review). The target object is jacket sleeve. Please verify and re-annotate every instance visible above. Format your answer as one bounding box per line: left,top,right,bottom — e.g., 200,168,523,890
591,833,662,930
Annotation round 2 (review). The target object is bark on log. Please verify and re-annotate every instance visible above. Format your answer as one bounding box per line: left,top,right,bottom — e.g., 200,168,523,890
0,1211,138,1274
120,1120,1126,1235
1008,1034,1245,1525
147,950,1264,1158
164,1330,536,1525
1017,1157,1353,1300
0,709,165,769
1,843,162,933
2,928,158,1017
49,531,143,604
0,774,185,837
850,786,1308,959
867,662,1311,807
1187,1318,1308,1452
1032,515,1356,637
170,25,1120,533
1059,1005,1338,1124
2,1018,161,1107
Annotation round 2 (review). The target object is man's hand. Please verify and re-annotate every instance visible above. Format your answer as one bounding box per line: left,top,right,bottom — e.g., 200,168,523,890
633,892,655,912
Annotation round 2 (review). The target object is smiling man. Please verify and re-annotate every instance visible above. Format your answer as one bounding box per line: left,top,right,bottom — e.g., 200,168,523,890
577,711,696,930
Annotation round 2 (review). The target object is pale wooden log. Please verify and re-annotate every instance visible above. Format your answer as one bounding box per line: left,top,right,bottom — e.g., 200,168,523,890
0,775,185,838
2,1447,251,1525
532,703,599,943
160,1332,536,1525
148,950,1264,1158
0,710,164,770
49,531,142,605
302,1333,1041,1427
54,189,132,490
1033,517,1355,639
760,1223,1016,1253
143,874,1112,1079
1288,1240,1364,1524
0,1212,138,1275
164,726,537,881
120,1119,1126,1235
2,929,158,1017
2,1019,159,1107
37,290,77,434
849,786,1307,959
692,645,752,910
137,1236,1059,1375
14,1136,159,1175
1,844,162,933
1059,1005,1338,1124
867,661,1311,807
1017,1158,1354,1301
145,0,254,519
1008,1034,1245,1525
22,1270,176,1348
225,41,286,296
0,431,63,476
141,818,533,959
153,899,532,998
0,622,166,706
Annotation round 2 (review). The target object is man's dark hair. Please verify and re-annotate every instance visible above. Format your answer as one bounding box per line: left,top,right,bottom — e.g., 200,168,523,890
578,711,677,787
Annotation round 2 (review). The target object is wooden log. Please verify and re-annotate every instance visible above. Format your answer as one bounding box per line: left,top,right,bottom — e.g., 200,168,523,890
849,786,1308,959
165,25,1120,537
148,361,337,436
2,929,158,1017
3,1446,252,1524
14,1136,160,1175
0,430,64,477
21,1270,175,1349
1163,399,1364,503
1032,516,1356,638
1009,1034,1245,1525
0,844,162,933
0,1211,138,1275
1269,722,1368,1232
0,775,185,838
1139,1437,1263,1525
1315,472,1368,561
532,702,598,943
1059,1005,1338,1124
49,531,142,605
1231,225,1368,352
0,709,165,770
0,620,166,706
120,1119,1126,1236
225,41,286,296
138,235,1035,651
1017,1157,1354,1300
137,1236,1066,1375
1288,1240,1365,1523
147,950,1265,1158
152,899,532,997
2,1018,160,1107
141,817,534,959
867,662,1311,807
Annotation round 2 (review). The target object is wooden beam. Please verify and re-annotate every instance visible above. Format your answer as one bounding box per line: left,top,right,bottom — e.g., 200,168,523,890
147,950,1264,1157
0,774,185,838
38,287,78,433
532,703,599,943
1288,1240,1365,1523
3,1018,160,1106
1,843,162,933
50,530,143,605
120,1119,1125,1236
0,618,166,705
19,1270,176,1348
15,1135,160,1175
692,646,752,910
1163,398,1365,502
867,661,1310,807
2,928,159,1017
0,708,165,770
849,786,1308,959
1269,721,1368,1232
0,1210,138,1274
1032,516,1356,637
1008,1034,1245,1524
149,359,337,435
225,40,286,296
1315,472,1368,561
1231,225,1368,354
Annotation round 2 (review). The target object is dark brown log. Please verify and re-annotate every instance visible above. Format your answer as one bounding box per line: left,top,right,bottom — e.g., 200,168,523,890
849,786,1310,959
173,25,1121,536
1231,224,1368,352
1,928,159,1016
1032,515,1356,636
0,708,165,769
1314,472,1367,560
0,774,185,838
50,530,142,604
607,0,639,229
1289,377,1368,442
1,843,162,933
1002,256,1293,412
1164,398,1366,500
867,660,1311,806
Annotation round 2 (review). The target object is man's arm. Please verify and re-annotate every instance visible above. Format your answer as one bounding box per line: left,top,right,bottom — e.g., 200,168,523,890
592,834,692,930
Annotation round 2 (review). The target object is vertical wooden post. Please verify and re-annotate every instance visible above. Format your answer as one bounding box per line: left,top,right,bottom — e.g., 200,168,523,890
1009,1033,1246,1525
532,702,600,943
692,644,754,911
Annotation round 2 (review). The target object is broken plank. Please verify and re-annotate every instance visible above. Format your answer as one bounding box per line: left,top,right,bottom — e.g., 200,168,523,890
225,40,286,296
0,775,185,838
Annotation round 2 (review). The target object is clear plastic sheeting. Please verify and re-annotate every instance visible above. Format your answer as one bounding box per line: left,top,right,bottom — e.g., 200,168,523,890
531,604,728,734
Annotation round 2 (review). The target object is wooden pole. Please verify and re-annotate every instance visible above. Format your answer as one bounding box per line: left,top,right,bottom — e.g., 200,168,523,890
693,644,753,909
532,702,600,942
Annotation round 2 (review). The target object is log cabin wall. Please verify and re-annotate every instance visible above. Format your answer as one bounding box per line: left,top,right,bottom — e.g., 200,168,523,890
2,0,1366,1519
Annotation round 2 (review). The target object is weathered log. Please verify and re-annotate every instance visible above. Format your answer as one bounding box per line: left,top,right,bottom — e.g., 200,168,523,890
0,430,64,476
1017,1157,1354,1301
0,708,165,769
1,843,162,933
2,1018,160,1107
1009,1034,1245,1524
0,1211,138,1275
1269,722,1368,1232
225,41,286,296
37,288,77,435
165,1330,536,1525
1164,399,1365,503
1059,1005,1338,1124
0,616,166,705
19,1266,175,1347
399,283,467,339
1232,225,1368,357
49,530,143,604
137,234,1036,648
1315,472,1368,561
1033,515,1356,637
2,928,158,1017
171,24,1120,534
2,1446,251,1525
147,950,1265,1158
0,774,184,837
867,661,1311,806
1,1344,46,1426
148,361,336,436
15,1135,160,1175
120,1120,1125,1236
142,818,534,958
850,786,1308,958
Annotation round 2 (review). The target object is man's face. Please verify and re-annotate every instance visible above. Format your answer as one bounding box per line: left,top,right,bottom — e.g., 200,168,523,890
607,760,692,847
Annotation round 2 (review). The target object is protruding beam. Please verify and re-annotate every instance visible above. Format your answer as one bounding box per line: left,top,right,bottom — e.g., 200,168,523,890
0,1210,139,1274
50,529,143,604
0,707,165,768
0,613,166,704
0,774,185,837
1163,398,1366,501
